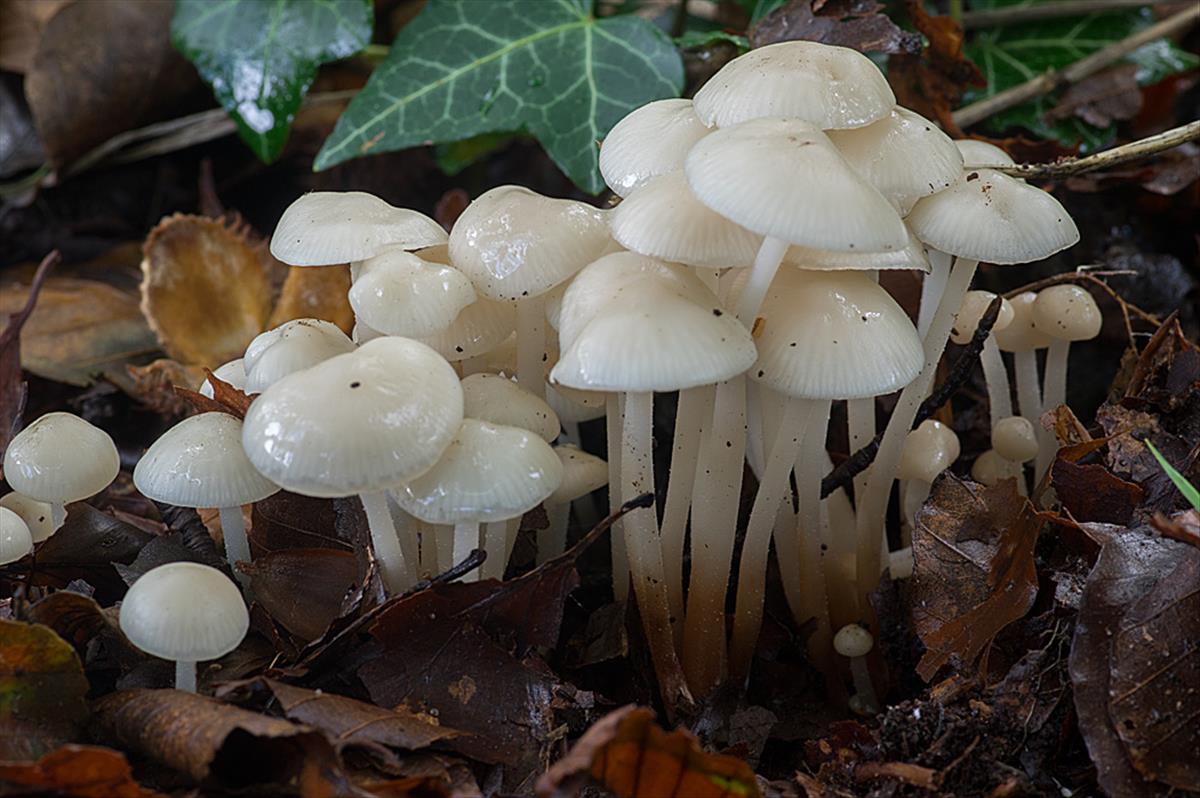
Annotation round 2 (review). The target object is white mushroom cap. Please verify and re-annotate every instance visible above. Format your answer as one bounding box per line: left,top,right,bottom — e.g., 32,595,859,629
545,382,608,423
242,337,464,498
995,292,1053,352
118,562,248,662
828,107,963,208
692,41,894,129
612,171,761,268
0,492,55,543
600,98,710,197
348,250,476,337
950,290,1014,345
134,413,280,509
956,139,1015,167
907,169,1079,264
199,358,247,398
971,448,1005,486
685,118,907,252
416,297,516,362
993,416,1039,463
751,269,923,400
352,321,384,345
0,507,34,564
461,373,560,442
833,623,874,658
785,226,931,272
1032,285,1102,342
448,186,613,300
270,191,447,266
392,419,563,524
243,319,356,393
897,420,961,483
3,413,119,504
549,445,608,504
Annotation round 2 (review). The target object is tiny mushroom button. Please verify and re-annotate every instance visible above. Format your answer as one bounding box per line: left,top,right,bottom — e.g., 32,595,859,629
0,507,34,565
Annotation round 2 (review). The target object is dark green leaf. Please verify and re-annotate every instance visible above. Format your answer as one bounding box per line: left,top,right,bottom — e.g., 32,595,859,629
1145,439,1200,512
435,132,520,176
172,0,373,162
675,29,750,52
314,0,684,193
963,0,1198,150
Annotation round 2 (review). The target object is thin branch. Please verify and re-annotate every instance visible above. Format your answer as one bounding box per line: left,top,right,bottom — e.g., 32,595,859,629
962,0,1153,30
980,121,1200,179
952,4,1200,128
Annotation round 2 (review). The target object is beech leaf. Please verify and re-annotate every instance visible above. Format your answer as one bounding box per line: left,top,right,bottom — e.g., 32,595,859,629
0,745,162,798
0,620,90,761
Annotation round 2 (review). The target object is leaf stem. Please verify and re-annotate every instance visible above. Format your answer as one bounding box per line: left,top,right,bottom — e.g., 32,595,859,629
977,121,1200,179
961,0,1156,30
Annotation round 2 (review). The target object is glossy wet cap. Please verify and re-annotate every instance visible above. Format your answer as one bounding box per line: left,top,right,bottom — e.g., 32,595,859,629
955,139,1015,167
994,292,1053,352
348,249,476,337
600,99,710,197
971,449,1005,486
549,445,608,504
119,562,249,661
897,420,961,483
134,413,279,509
0,492,55,543
3,413,119,503
950,290,1014,345
199,358,247,398
992,416,1038,463
0,507,34,565
461,373,560,442
416,297,516,362
270,191,447,266
1032,285,1102,341
242,319,356,393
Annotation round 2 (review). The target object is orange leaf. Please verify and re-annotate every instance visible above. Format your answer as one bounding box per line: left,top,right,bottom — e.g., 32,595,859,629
268,264,355,334
0,745,163,798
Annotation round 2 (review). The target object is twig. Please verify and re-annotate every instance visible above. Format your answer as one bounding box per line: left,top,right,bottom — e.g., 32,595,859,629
981,121,1200,179
952,5,1200,128
962,0,1153,30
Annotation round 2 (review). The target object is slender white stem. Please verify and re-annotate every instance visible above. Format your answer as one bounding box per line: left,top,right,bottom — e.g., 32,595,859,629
1015,349,1044,490
417,522,438,577
622,391,690,704
453,521,480,581
1037,339,1071,479
539,503,570,565
746,380,767,478
735,236,789,326
796,399,834,667
902,479,932,532
434,524,454,574
175,660,197,693
857,258,979,601
483,521,508,580
218,506,251,586
386,496,420,585
849,656,879,713
918,250,952,340
823,450,859,630
730,399,813,681
606,394,629,601
516,295,546,397
846,398,875,505
360,490,413,593
980,336,1013,427
661,385,714,642
772,484,803,621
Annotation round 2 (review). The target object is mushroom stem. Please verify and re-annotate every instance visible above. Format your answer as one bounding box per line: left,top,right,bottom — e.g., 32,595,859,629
359,490,414,592
980,336,1013,427
746,381,767,478
49,501,67,530
730,399,814,681
772,488,803,621
417,524,438,577
856,257,979,602
483,521,508,580
1014,349,1043,489
622,390,690,706
217,506,251,587
823,450,860,630
1036,339,1070,478
661,384,715,643
516,296,546,397
918,250,952,339
889,546,914,579
796,399,834,670
901,479,932,531
735,236,789,326
435,524,454,574
846,398,875,503
452,522,480,581
606,394,629,601
848,655,879,713
539,503,571,565
175,659,197,693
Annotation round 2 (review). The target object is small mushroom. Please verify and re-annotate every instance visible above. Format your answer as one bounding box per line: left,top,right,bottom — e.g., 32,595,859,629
951,290,1015,428
0,507,34,565
348,250,476,338
898,419,961,531
242,318,355,393
540,445,608,564
1,492,56,543
992,416,1039,492
118,562,248,692
270,191,446,266
833,623,879,714
198,358,248,398
461,373,560,443
994,291,1054,457
600,98,709,197
971,448,1006,486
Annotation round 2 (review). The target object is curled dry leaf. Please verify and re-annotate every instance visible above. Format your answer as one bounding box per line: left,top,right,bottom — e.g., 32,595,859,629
27,590,129,661
0,620,90,760
32,503,154,601
910,476,1041,681
124,358,205,418
534,705,761,798
0,0,67,73
1051,457,1144,526
268,264,355,334
750,0,921,55
0,250,56,458
240,548,361,642
0,744,162,798
140,214,274,368
1047,63,1142,128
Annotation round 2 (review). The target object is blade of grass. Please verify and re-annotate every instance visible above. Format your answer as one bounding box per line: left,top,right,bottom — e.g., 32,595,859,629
1145,439,1200,512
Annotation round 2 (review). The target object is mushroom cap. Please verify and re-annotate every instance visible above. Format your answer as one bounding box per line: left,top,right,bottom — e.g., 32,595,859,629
950,290,1014,345
461,373,560,442
243,319,356,393
352,321,384,345
348,250,476,337
971,448,1005,486
692,41,894,129
448,186,613,300
751,269,924,400
118,562,248,662
3,413,119,503
956,139,1015,167
134,413,280,509
785,226,931,272
199,358,248,398
828,107,963,207
242,336,464,497
992,416,1039,463
392,419,563,524
600,99,710,197
549,445,609,504
0,492,56,543
907,169,1079,264
897,419,961,483
0,507,34,565
416,297,516,362
833,623,874,657
994,292,1053,352
270,191,447,266
1032,285,1102,342
612,171,762,268
685,118,907,251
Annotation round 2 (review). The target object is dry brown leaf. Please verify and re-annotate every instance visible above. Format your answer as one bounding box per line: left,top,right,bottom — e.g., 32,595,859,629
268,265,355,334
0,620,90,761
125,358,205,417
0,251,56,460
0,744,162,798
140,214,274,368
240,548,361,641
0,0,67,73
750,0,921,54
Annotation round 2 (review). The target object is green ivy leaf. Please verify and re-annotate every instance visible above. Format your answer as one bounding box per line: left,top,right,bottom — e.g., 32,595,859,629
675,29,751,52
172,0,373,162
314,0,684,193
964,0,1199,150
